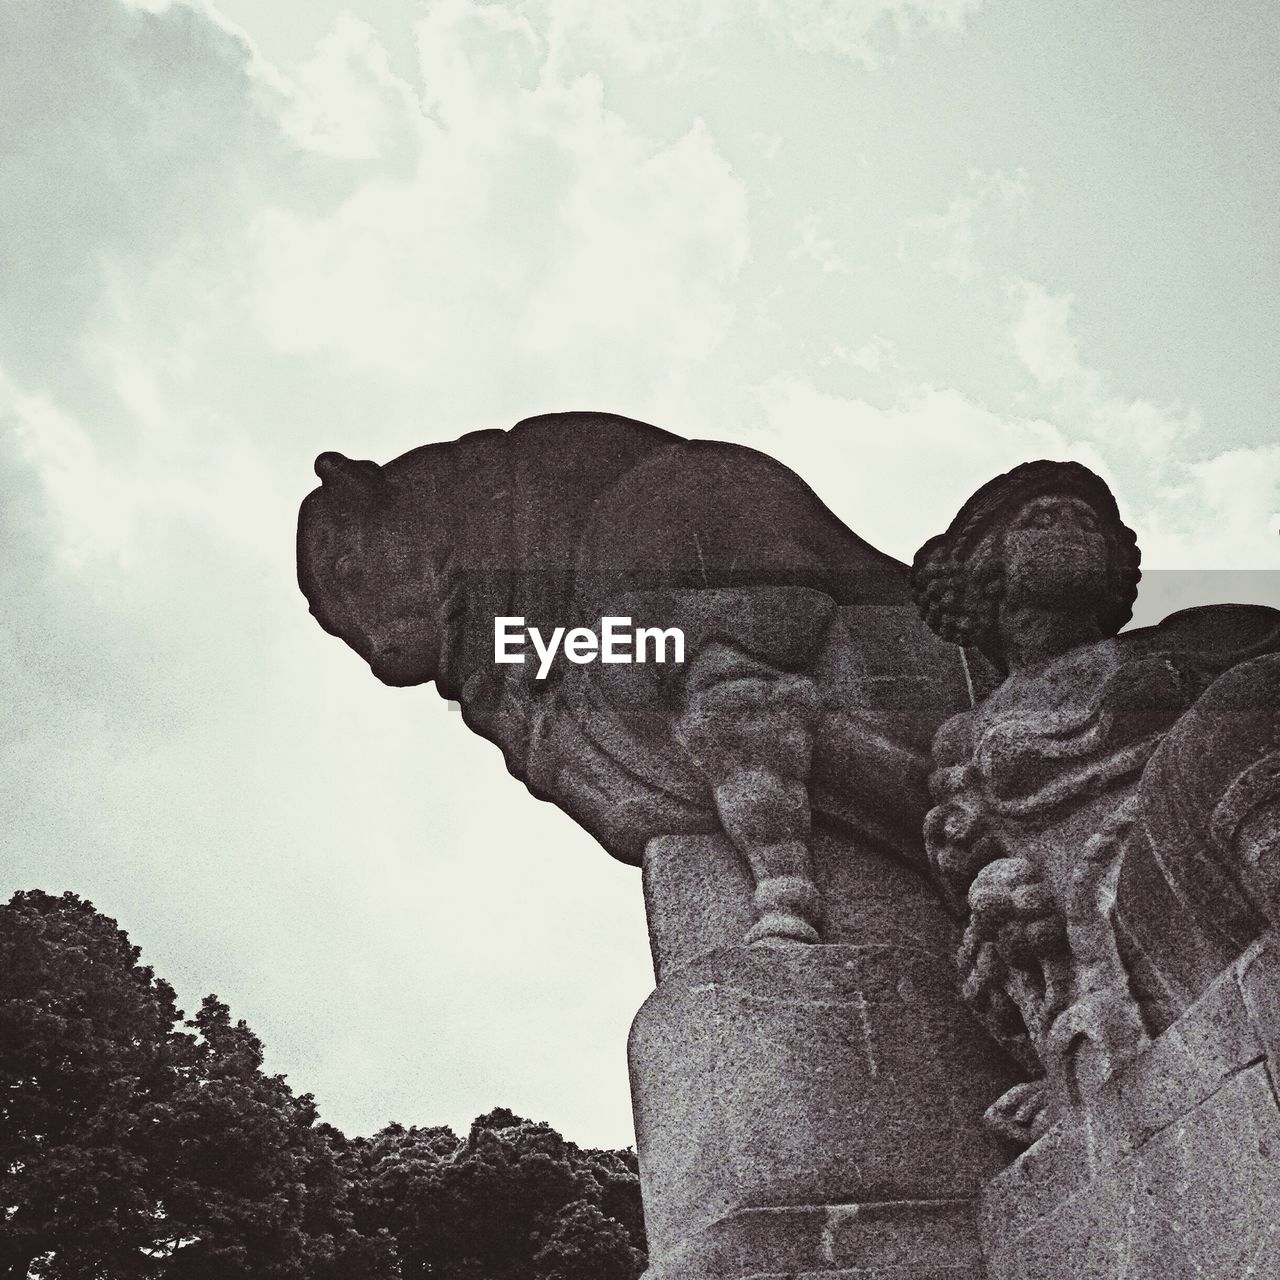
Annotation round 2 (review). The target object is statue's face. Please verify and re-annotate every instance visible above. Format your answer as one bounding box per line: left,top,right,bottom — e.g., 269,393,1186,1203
1000,495,1109,610
298,483,444,688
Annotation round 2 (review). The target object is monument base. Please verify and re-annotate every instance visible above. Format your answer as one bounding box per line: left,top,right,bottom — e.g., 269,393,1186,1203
981,931,1280,1278
629,912,1015,1274
643,1198,985,1279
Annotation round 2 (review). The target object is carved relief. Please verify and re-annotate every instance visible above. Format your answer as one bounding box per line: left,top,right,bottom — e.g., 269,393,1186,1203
912,460,1280,1144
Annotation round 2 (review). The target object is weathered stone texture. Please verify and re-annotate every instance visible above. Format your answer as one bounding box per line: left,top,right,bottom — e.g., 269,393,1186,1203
631,912,1017,1270
982,933,1280,1279
642,830,966,982
911,460,1280,1147
644,1199,986,1279
635,829,1017,1277
298,412,972,951
299,428,1280,1280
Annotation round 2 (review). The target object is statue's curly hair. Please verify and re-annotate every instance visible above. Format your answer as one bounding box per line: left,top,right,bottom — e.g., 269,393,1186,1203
910,460,1141,664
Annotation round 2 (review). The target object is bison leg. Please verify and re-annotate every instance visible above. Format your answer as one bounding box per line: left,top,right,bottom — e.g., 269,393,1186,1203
674,644,824,944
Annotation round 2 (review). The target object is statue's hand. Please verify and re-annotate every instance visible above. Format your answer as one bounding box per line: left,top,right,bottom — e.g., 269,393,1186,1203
968,856,1066,966
982,1079,1051,1147
923,780,1006,914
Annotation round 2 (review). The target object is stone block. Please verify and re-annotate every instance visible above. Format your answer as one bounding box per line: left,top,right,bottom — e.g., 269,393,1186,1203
644,1199,985,1280
983,1062,1280,1279
1096,943,1263,1157
980,1122,1093,1244
1236,932,1280,1086
630,940,1016,1270
643,830,966,979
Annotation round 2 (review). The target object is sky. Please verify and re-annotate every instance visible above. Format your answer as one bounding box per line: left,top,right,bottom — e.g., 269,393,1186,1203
2,0,1278,1149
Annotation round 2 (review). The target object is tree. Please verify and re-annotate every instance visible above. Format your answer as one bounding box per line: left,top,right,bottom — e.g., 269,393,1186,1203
358,1109,646,1279
0,891,393,1280
1,889,645,1279
1,889,191,1279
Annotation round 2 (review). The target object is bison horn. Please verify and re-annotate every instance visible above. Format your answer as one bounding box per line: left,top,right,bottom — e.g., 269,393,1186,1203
314,451,386,501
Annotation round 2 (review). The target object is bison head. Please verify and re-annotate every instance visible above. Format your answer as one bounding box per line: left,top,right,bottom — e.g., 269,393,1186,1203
297,451,448,689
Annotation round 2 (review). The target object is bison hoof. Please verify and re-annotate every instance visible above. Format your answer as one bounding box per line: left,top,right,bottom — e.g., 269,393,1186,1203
746,873,822,945
745,912,821,945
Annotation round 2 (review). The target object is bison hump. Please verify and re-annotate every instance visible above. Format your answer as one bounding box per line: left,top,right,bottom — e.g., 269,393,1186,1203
572,435,909,605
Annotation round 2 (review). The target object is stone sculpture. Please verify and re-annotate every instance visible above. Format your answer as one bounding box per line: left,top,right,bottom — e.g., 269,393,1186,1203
297,411,1019,1278
911,459,1280,1144
298,410,966,948
298,418,1280,1278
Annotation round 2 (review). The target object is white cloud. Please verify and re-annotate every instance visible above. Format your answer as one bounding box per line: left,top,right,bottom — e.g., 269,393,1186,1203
280,12,423,160
790,213,853,274
899,169,1027,282
417,0,545,125
744,356,1278,598
849,335,896,371
523,116,748,380
251,6,749,411
1012,280,1083,385
1011,280,1196,467
1137,446,1280,571
0,0,748,1149
3,377,135,570
536,0,734,78
2,354,283,573
474,0,986,81
822,335,897,372
760,0,987,68
1002,282,1276,579
1004,279,1279,583
748,373,1100,559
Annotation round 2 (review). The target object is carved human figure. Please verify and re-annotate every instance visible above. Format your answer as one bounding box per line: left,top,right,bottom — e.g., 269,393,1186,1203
911,460,1280,1143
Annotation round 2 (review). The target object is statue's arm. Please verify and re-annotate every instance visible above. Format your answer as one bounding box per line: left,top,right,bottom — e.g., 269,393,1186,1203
920,710,992,910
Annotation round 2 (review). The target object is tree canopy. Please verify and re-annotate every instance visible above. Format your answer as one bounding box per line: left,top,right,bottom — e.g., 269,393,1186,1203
0,890,645,1280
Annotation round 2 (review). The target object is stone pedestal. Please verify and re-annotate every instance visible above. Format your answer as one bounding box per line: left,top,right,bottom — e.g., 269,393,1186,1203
631,833,1018,1278
644,1200,985,1280
981,932,1280,1280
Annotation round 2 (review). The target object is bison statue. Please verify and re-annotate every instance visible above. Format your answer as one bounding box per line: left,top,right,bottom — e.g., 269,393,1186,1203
297,411,973,945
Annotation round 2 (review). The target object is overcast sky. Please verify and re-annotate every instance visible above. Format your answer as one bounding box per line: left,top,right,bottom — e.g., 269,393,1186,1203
3,0,1278,1149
